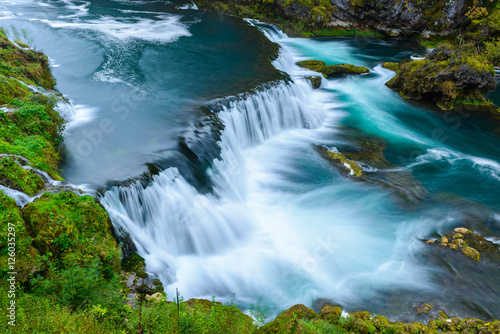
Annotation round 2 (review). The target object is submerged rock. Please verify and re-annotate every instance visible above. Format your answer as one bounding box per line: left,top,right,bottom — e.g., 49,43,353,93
315,145,364,178
423,227,500,262
315,127,429,209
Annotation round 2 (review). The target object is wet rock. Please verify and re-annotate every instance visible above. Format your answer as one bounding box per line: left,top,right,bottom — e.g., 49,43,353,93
415,303,433,315
307,75,322,89
322,64,370,77
462,246,480,261
454,227,472,234
296,60,326,72
315,145,364,178
382,61,399,72
385,45,496,110
423,227,500,262
315,127,429,209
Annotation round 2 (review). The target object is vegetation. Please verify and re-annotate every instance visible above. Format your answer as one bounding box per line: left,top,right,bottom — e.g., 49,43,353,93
0,156,44,196
296,60,370,78
385,43,497,110
195,0,382,37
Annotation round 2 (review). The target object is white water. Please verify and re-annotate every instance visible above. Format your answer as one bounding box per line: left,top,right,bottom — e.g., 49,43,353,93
101,25,435,310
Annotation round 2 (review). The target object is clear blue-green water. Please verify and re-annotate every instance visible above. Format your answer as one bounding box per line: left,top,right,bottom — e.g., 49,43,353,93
3,0,500,321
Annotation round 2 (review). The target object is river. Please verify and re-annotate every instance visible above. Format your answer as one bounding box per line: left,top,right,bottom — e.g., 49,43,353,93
2,0,500,321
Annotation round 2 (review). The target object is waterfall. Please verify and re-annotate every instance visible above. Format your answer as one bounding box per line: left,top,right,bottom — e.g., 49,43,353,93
101,34,330,303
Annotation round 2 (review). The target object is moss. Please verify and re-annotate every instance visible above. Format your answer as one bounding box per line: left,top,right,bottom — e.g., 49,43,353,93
382,61,399,72
0,191,39,282
22,192,121,278
423,227,500,262
121,251,146,273
385,44,496,109
258,304,316,333
0,156,45,195
326,151,365,177
296,60,326,72
297,60,369,78
323,63,370,77
0,76,30,105
0,29,56,90
318,304,342,324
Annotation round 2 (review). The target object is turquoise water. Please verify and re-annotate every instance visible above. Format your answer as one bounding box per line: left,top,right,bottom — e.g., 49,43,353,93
3,0,500,321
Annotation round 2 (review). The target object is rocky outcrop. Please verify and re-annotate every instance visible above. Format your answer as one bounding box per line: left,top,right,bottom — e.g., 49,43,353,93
424,227,500,262
258,303,500,333
297,59,370,77
196,0,474,37
385,44,496,110
326,0,470,37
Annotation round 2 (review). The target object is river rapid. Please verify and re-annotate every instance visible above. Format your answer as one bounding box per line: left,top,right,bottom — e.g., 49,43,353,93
2,0,500,321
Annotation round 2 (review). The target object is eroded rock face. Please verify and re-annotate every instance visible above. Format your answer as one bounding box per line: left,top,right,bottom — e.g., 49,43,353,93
327,0,468,37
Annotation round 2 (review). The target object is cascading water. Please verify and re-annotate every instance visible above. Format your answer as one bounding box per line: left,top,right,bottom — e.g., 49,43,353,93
101,27,435,311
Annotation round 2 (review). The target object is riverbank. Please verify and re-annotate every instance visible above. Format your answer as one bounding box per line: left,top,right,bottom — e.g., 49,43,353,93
196,0,500,112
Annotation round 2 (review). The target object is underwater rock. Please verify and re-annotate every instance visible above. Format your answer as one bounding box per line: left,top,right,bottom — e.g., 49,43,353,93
423,227,500,262
315,127,429,209
415,303,433,315
315,145,364,178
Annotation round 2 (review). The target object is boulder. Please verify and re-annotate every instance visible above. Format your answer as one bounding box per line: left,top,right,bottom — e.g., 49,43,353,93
323,64,370,77
307,75,322,89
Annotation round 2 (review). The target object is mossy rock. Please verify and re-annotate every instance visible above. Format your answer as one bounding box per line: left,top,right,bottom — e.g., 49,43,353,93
424,227,499,262
385,44,496,109
22,192,121,278
121,251,146,273
296,60,326,72
318,304,342,324
323,64,370,77
307,75,322,89
0,156,45,196
382,61,399,72
258,304,316,333
461,246,480,261
315,145,365,178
